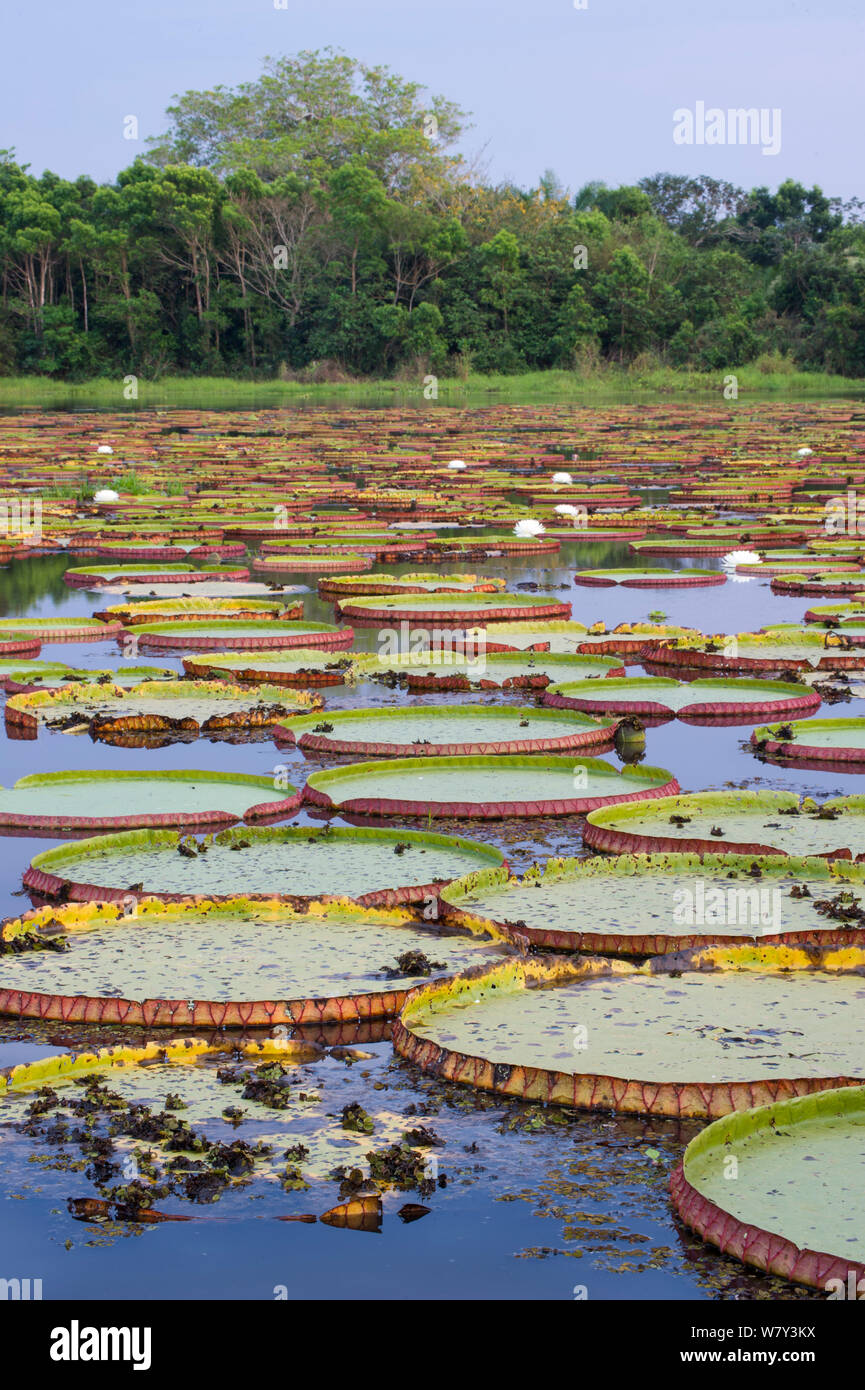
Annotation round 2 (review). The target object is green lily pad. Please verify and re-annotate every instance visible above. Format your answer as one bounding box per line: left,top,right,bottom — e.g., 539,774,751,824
585,790,865,859
0,770,299,832
302,753,678,818
441,853,865,954
276,703,616,756
25,824,506,903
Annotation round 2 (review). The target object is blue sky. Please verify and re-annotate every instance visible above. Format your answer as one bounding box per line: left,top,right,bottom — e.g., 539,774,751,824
4,0,862,196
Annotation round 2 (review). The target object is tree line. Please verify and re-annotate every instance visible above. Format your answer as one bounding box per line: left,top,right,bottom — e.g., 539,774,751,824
1,48,863,381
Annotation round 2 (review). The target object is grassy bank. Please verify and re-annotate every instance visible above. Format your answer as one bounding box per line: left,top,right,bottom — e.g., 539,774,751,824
0,365,863,410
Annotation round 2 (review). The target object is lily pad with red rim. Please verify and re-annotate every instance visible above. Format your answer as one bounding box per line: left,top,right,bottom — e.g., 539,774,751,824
0,769,302,835
336,591,573,627
573,566,726,588
23,823,507,906
302,753,679,819
393,941,865,1117
543,676,820,724
131,619,353,651
0,894,512,1027
274,703,617,757
672,1084,865,1290
4,679,322,741
440,852,865,955
752,718,865,766
584,789,865,859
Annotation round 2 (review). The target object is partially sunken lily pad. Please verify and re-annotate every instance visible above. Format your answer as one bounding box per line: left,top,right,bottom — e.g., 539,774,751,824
302,754,679,819
465,620,588,652
573,567,725,588
1,770,300,834
393,943,865,1117
585,790,865,859
23,824,506,906
5,680,321,741
0,662,173,693
182,648,352,687
646,628,865,673
543,676,819,724
0,895,510,1027
132,619,352,651
275,703,616,757
752,718,865,766
441,853,865,955
351,649,625,691
0,1038,442,1191
672,1086,865,1289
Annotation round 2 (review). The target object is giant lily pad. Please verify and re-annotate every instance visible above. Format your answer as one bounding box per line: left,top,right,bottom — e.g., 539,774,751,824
335,592,572,627
0,617,123,643
0,770,301,834
5,679,321,741
543,676,820,724
319,571,505,600
65,563,250,587
95,597,292,625
573,567,725,588
275,703,616,757
752,718,865,766
0,662,173,694
584,790,865,859
23,824,506,906
645,628,865,674
0,895,511,1027
441,853,865,955
251,552,373,574
351,649,625,691
393,943,865,1117
182,648,352,687
131,619,352,651
302,754,679,819
672,1085,865,1289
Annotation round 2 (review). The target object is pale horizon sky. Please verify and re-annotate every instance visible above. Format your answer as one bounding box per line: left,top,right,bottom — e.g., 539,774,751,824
3,0,863,198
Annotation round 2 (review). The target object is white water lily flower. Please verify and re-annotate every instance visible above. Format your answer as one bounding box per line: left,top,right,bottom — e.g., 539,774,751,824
797,447,813,457
552,471,573,484
721,549,761,568
447,460,467,471
514,518,545,538
554,504,581,517
93,489,120,503
96,445,113,454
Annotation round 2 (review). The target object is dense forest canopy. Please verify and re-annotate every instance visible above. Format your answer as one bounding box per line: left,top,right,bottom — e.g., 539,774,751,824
1,48,863,381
